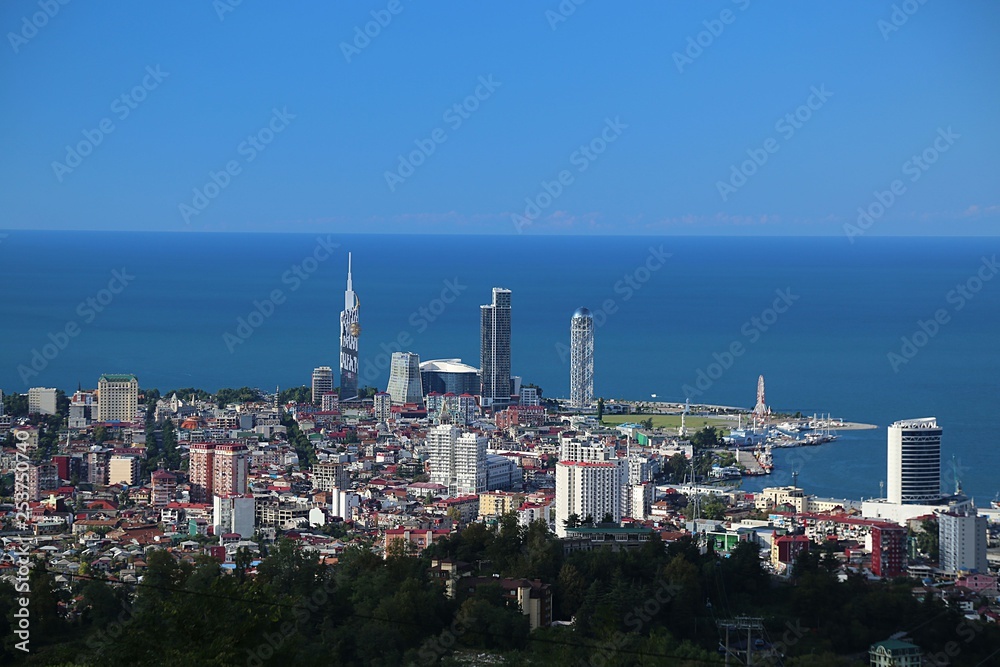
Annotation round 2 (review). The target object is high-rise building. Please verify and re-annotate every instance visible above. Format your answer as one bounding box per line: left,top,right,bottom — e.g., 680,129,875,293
108,455,140,486
519,386,540,407
312,366,333,403
569,308,594,409
869,523,907,578
188,443,248,502
938,503,988,573
213,494,255,538
480,287,512,409
151,469,177,507
373,392,392,423
887,418,941,504
426,425,486,496
312,461,351,492
339,253,360,400
555,439,627,537
69,390,96,428
555,460,626,538
25,462,58,501
386,352,423,406
213,443,249,497
86,449,109,486
189,443,215,503
96,374,138,423
28,387,58,415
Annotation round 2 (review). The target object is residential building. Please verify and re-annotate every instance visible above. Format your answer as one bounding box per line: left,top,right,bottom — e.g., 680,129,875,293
28,387,58,415
555,459,626,538
330,489,360,519
213,443,249,497
569,307,594,409
86,449,109,485
313,461,350,492
189,443,215,502
213,494,255,538
480,287,512,409
96,374,139,422
485,454,518,492
311,366,333,403
479,491,525,519
869,523,907,578
321,392,339,412
887,417,941,504
69,390,96,428
151,469,177,507
519,386,540,407
938,503,988,573
26,462,58,501
108,455,140,486
869,638,923,667
386,352,423,406
339,253,360,400
383,528,451,557
426,425,486,496
369,392,389,422
771,534,811,572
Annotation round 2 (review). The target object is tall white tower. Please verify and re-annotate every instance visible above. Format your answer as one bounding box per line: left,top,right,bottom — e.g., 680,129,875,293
339,253,360,400
569,308,594,409
887,417,942,504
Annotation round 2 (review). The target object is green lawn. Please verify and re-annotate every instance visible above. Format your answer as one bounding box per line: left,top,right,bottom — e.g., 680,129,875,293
599,413,733,432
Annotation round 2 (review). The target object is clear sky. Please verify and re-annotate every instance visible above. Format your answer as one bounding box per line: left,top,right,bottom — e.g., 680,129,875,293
1,1,997,235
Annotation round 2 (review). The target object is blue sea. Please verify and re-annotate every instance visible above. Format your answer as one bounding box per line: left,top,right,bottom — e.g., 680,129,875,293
2,232,999,503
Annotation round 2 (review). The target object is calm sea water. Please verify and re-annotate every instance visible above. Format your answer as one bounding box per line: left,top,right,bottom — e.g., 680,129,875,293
2,231,998,502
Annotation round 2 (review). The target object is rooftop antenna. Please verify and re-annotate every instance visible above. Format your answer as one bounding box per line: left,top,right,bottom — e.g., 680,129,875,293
791,470,799,489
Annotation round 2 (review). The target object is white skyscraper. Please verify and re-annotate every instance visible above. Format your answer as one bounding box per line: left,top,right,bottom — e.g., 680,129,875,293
887,418,942,504
339,253,360,400
569,308,594,409
426,425,486,496
386,352,423,406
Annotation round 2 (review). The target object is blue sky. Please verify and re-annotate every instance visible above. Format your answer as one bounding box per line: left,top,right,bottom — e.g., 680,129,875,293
1,0,997,235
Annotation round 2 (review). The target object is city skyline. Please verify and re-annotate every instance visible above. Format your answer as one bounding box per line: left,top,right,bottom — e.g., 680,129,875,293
2,2,997,236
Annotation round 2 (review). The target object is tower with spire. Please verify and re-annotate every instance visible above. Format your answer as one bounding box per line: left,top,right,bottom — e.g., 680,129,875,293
339,253,360,400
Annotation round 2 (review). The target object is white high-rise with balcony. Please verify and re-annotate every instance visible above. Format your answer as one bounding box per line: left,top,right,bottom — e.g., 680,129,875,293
887,417,941,504
426,425,486,496
311,366,333,403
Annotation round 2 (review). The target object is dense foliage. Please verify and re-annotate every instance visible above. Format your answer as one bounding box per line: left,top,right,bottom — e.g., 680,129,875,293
4,520,997,666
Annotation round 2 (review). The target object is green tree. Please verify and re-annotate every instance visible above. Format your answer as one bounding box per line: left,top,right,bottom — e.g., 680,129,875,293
2,391,28,417
596,397,604,421
914,518,939,561
691,426,721,449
